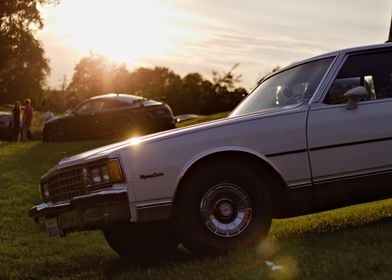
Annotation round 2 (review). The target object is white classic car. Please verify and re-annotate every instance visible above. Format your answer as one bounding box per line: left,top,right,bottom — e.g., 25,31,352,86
29,43,392,256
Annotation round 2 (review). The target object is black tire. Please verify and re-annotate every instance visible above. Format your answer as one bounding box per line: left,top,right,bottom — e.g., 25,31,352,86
173,158,272,256
44,124,65,141
103,221,179,258
113,118,134,137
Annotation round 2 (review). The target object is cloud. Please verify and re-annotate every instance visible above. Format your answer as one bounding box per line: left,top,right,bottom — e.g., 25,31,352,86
38,0,392,89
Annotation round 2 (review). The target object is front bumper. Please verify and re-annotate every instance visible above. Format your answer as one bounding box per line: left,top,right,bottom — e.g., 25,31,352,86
29,189,130,236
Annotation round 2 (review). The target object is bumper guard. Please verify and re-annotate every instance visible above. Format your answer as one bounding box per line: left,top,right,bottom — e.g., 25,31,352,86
28,189,130,236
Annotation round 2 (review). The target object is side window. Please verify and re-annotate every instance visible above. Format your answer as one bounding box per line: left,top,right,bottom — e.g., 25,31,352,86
76,100,104,113
324,50,392,105
102,100,129,110
76,101,93,113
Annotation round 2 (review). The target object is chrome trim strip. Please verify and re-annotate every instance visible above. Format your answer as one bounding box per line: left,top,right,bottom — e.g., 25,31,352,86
75,188,127,199
136,200,173,222
136,199,172,209
310,136,392,152
313,167,392,185
287,183,312,189
37,201,70,211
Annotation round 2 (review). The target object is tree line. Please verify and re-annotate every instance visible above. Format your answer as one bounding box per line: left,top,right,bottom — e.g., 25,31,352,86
63,54,247,115
0,0,52,107
0,0,248,115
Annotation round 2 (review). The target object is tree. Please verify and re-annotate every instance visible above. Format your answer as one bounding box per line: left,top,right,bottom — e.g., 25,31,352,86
210,64,247,113
67,53,117,100
111,64,132,94
68,54,247,115
0,0,55,106
212,63,242,91
128,67,180,98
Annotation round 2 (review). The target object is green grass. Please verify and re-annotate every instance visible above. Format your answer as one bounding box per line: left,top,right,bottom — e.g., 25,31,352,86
1,115,392,279
176,112,229,128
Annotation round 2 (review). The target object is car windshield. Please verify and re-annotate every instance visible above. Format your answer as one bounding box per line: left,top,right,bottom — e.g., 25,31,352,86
230,57,334,117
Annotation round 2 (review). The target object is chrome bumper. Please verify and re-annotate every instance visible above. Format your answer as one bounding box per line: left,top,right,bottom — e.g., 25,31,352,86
29,189,131,236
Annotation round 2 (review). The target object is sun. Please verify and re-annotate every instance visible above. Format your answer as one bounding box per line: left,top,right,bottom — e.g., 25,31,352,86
40,0,191,65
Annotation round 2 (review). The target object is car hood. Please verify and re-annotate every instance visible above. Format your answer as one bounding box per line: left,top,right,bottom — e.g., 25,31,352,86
56,104,302,168
45,112,73,124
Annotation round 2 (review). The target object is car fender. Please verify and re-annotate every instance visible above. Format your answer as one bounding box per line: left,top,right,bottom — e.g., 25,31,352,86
177,145,284,184
132,144,286,222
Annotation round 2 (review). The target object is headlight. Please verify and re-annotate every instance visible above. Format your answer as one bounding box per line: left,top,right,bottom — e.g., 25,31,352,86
86,159,124,186
41,183,50,199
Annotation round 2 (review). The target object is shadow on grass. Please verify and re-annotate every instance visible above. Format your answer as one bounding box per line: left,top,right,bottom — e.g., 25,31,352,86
99,217,392,272
107,246,193,266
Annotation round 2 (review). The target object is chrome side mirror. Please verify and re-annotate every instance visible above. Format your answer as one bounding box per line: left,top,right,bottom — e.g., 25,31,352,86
344,86,368,110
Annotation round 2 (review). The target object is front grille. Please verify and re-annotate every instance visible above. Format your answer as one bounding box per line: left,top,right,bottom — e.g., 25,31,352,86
43,168,86,203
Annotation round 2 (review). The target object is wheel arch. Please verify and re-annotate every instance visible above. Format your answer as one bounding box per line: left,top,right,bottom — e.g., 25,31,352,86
173,149,290,218
42,121,66,141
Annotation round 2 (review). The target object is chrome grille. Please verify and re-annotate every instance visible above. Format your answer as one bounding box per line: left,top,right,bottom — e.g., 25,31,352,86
44,168,86,202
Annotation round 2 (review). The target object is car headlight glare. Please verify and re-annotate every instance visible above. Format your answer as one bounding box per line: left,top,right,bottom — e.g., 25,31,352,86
91,168,103,184
101,165,110,181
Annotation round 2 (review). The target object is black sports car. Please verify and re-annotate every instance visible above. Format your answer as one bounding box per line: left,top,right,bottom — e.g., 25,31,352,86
43,93,175,141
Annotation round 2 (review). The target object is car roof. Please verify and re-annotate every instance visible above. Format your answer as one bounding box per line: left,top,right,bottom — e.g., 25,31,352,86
259,42,392,83
89,93,144,104
301,42,392,62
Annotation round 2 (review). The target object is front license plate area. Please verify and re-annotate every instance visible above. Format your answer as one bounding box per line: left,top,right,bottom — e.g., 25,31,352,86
45,217,63,238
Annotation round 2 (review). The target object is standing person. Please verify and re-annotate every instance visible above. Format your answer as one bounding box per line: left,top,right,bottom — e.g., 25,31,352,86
44,108,54,122
9,101,21,141
21,98,33,141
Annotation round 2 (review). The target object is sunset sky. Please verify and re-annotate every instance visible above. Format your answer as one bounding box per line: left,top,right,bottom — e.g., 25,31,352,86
38,0,392,90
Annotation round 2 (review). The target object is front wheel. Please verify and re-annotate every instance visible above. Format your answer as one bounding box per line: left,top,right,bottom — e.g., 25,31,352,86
43,124,65,141
173,159,272,255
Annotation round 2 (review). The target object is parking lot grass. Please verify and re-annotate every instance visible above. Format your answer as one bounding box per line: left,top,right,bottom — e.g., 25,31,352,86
0,114,392,279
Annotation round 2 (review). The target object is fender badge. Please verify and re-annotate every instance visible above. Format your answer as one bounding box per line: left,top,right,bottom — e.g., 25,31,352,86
140,172,164,180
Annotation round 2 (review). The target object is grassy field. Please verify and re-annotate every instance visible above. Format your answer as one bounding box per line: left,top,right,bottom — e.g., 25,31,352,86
0,115,392,279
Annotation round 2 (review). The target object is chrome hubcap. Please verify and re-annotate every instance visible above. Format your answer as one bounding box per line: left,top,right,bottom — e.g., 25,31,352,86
217,201,234,220
200,184,252,237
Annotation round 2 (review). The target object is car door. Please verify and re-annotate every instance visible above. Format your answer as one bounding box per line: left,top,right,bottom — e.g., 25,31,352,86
93,99,130,136
73,100,104,137
229,56,335,208
307,49,392,200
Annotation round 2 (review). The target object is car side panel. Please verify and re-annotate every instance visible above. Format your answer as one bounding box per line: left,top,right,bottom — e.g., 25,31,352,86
307,99,392,198
125,109,311,208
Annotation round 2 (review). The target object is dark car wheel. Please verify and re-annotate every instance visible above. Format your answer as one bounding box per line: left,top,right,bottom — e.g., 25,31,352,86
103,221,179,258
44,124,65,141
173,158,272,256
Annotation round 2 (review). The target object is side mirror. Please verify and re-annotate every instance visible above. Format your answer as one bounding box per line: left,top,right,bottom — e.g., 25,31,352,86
344,86,368,110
